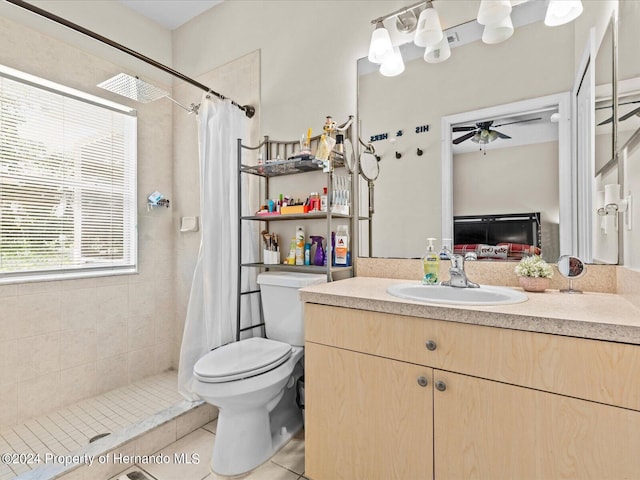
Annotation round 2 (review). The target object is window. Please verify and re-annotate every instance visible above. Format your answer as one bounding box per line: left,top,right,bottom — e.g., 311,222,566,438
0,65,137,283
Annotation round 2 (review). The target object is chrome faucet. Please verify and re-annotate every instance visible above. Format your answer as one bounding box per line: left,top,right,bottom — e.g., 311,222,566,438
441,253,479,288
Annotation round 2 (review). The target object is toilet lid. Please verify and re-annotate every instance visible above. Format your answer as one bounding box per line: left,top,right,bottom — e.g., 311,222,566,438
194,337,292,383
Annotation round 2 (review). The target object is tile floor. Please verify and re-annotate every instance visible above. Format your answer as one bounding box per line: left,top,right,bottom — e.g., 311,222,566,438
0,371,182,480
107,420,308,480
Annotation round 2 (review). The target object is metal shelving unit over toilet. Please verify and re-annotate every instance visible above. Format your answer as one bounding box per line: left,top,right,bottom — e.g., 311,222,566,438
235,116,356,341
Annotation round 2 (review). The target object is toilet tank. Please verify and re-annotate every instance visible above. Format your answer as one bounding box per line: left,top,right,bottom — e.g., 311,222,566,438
257,272,326,346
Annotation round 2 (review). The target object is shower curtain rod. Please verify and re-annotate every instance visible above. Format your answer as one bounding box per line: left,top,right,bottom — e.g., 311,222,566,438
6,0,256,118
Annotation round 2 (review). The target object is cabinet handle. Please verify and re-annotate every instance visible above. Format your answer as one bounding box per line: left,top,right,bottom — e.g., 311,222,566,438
417,376,428,387
425,340,437,351
435,381,447,392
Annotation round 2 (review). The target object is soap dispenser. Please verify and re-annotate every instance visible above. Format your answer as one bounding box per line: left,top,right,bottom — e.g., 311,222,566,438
422,238,440,285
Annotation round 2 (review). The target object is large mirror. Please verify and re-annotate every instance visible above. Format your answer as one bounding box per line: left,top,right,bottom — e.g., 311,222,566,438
357,0,617,262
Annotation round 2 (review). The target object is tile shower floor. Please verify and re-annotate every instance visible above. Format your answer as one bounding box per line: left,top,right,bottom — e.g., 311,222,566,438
0,371,182,480
108,421,308,480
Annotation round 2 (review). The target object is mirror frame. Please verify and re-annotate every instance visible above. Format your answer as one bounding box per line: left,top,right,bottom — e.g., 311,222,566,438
441,92,573,257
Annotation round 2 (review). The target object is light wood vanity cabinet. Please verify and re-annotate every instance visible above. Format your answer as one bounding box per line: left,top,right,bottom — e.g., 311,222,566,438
305,303,640,480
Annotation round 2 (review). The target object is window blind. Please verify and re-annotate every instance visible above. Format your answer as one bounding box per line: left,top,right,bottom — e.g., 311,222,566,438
0,68,137,282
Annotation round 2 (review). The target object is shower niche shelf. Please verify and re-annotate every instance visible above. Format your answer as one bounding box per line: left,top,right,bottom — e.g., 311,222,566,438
235,116,357,340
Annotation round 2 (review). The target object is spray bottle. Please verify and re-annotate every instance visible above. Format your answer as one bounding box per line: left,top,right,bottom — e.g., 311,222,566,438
311,236,325,266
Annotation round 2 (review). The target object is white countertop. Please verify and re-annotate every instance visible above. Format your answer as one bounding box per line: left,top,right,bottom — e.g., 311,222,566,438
300,276,640,345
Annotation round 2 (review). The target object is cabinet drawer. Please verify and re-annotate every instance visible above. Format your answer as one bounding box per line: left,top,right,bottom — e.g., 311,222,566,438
305,303,640,410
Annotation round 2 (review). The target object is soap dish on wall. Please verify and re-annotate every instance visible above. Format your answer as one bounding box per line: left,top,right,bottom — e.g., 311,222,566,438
147,191,170,210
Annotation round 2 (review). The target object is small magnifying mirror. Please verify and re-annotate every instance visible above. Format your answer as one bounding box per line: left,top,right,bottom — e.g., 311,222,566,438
557,255,586,294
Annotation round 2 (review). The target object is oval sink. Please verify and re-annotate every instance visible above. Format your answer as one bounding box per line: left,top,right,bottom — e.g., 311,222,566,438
386,283,528,306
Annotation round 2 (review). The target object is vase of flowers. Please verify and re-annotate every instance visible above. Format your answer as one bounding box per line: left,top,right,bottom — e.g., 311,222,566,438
515,255,553,292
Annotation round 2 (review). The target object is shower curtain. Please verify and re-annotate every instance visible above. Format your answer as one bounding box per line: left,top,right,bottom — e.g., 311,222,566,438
178,96,259,401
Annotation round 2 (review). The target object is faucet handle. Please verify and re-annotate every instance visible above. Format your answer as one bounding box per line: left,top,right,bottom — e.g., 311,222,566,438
450,254,464,269
464,252,477,261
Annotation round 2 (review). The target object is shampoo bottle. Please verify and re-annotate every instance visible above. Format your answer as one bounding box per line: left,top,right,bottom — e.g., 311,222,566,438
422,238,440,285
335,225,349,266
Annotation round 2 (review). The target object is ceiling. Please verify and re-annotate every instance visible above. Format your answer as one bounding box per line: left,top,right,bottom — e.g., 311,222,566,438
117,0,223,30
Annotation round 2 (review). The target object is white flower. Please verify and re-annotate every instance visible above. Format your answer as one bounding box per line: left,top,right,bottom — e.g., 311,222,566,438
515,255,553,279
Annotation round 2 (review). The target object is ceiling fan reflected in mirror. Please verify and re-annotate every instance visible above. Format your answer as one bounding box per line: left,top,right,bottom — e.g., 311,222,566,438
596,100,640,126
452,117,542,145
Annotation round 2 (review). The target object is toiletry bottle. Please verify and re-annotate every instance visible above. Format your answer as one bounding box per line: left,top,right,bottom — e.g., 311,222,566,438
320,187,328,212
422,238,440,284
335,225,349,266
295,226,305,265
304,243,311,265
439,239,452,260
287,237,296,265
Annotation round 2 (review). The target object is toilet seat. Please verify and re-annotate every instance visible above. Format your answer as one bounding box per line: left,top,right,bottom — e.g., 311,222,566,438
194,337,292,383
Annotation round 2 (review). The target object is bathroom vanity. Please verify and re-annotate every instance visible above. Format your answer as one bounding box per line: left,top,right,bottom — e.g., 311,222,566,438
301,277,640,480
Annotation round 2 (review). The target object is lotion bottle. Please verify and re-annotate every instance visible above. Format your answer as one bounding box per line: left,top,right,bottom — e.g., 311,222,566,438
422,238,439,285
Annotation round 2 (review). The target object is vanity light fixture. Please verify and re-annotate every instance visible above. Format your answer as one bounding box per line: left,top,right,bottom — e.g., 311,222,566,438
481,14,514,44
414,1,443,48
368,21,394,64
368,0,584,75
380,46,406,77
544,0,584,27
477,0,512,26
424,35,451,64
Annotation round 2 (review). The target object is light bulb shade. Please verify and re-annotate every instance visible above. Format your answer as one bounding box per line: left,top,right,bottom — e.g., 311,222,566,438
380,46,405,77
414,6,444,47
471,130,498,144
368,23,393,64
477,0,512,26
545,0,583,26
482,15,514,44
424,35,451,64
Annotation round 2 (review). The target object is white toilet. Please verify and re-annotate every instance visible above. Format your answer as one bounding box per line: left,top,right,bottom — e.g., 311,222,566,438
192,271,326,476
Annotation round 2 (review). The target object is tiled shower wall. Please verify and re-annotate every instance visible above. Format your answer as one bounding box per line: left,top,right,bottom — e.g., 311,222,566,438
0,16,175,427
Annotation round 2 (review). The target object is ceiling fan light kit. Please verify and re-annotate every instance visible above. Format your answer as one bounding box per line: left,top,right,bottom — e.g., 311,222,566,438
368,0,584,76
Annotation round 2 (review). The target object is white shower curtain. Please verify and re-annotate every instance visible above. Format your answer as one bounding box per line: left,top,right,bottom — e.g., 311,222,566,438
178,96,259,401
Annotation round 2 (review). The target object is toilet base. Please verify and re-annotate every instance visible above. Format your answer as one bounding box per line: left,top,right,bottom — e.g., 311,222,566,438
210,361,303,476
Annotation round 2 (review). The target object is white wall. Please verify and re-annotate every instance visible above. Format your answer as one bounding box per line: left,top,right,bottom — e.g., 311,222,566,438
0,0,173,85
453,142,559,219
172,0,406,139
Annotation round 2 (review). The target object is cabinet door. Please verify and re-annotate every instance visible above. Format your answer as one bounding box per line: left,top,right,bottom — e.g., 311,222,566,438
434,370,640,479
305,342,433,480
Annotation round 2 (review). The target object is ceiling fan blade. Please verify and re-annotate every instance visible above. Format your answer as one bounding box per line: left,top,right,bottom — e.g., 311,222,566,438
453,126,477,132
453,131,477,144
598,106,640,126
619,105,640,121
495,130,511,139
596,99,640,110
493,117,542,128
